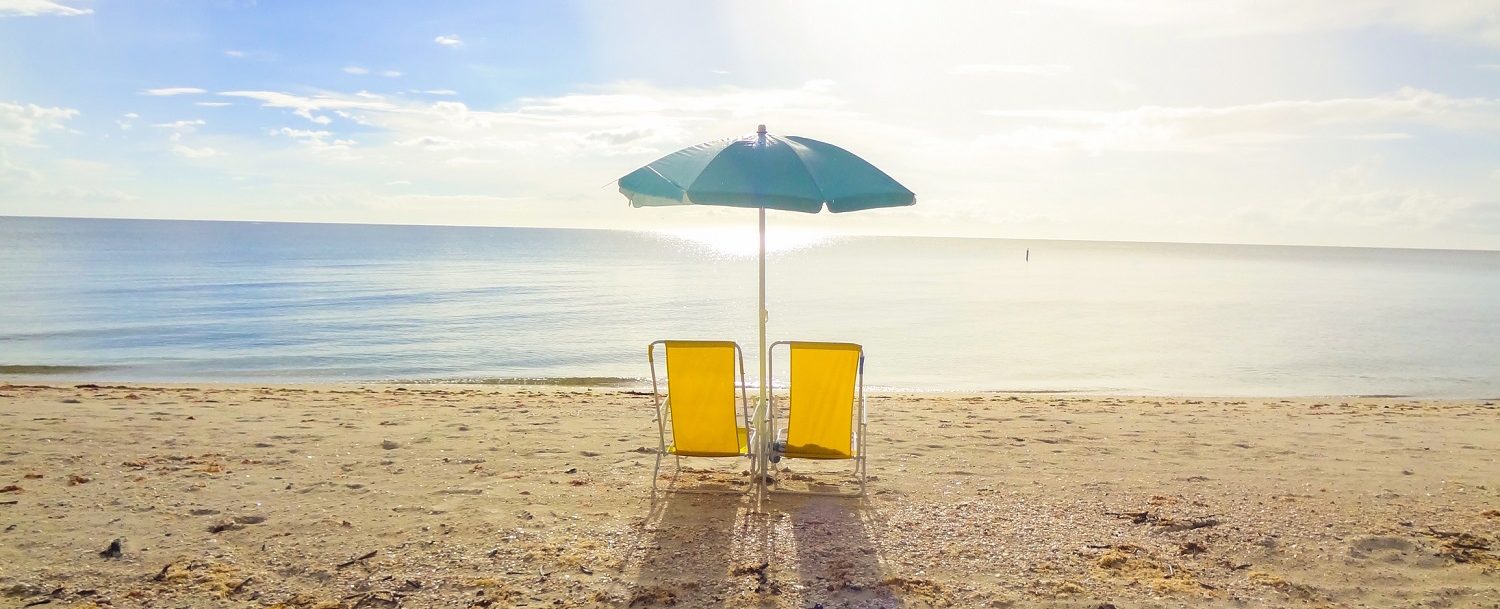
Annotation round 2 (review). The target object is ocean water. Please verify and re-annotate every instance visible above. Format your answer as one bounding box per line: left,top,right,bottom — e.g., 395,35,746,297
1,216,1497,397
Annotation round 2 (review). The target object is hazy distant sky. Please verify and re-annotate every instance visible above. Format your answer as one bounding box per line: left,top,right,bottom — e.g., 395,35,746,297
3,1,1499,249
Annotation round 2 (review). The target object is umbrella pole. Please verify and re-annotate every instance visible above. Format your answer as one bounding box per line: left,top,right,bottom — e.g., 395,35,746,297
756,204,768,510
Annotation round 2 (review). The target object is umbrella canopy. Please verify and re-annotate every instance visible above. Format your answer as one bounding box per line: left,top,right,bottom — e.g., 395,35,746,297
618,128,914,213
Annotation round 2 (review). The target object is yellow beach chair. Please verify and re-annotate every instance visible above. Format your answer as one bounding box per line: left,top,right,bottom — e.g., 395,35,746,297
766,341,867,497
646,340,756,496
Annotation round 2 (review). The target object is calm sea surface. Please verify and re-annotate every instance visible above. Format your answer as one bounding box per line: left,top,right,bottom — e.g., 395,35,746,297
2,216,1497,397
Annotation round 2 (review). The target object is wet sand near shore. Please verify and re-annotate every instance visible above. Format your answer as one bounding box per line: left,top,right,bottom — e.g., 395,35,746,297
0,383,1496,608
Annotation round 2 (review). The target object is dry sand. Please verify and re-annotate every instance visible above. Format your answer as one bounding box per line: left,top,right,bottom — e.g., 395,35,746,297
0,382,1496,608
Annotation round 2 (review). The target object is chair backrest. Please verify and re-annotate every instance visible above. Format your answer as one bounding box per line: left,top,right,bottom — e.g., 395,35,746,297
786,342,862,458
663,341,744,455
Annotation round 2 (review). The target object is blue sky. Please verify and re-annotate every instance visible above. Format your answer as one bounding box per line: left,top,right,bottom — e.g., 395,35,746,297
3,0,1500,249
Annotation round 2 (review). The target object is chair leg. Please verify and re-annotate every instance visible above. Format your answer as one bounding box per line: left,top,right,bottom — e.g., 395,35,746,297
651,450,663,495
856,456,866,497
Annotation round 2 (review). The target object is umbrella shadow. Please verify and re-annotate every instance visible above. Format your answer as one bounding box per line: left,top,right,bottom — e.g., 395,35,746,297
780,495,899,607
629,492,747,607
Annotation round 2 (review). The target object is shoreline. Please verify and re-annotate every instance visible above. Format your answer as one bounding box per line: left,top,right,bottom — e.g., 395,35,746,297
3,377,1497,401
0,382,1496,608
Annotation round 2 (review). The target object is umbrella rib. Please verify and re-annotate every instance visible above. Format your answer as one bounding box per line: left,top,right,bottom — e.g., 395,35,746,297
642,165,691,202
779,138,831,210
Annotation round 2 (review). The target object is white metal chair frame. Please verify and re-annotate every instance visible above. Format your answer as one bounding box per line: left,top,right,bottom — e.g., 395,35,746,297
646,340,760,499
765,340,868,497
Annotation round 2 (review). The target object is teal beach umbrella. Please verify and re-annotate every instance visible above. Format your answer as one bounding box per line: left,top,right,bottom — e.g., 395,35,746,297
617,125,914,435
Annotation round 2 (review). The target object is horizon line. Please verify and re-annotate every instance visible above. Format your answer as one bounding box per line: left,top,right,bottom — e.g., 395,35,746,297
3,213,1496,255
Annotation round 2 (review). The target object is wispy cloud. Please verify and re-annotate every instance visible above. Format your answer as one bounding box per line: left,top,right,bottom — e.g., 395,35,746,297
0,101,78,146
219,90,397,125
1037,0,1500,48
981,88,1500,153
382,70,403,78
141,87,206,96
224,49,275,61
950,63,1073,76
0,149,40,182
0,0,92,17
269,126,358,158
152,119,206,130
342,66,369,75
167,132,217,158
194,102,233,107
434,34,462,47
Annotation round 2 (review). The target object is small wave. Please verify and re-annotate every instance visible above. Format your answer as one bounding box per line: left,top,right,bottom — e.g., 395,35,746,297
0,364,115,375
383,376,645,387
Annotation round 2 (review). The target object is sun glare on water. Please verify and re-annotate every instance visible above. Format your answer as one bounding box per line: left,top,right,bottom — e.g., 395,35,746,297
662,227,834,257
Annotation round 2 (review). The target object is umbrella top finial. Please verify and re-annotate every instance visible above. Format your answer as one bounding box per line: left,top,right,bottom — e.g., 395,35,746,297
756,124,766,135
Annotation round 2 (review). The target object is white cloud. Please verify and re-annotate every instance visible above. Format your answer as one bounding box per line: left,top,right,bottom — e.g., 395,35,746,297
0,0,92,17
342,66,369,75
949,64,1073,76
0,148,40,182
153,119,206,130
171,143,218,158
171,132,219,158
271,127,331,140
268,126,358,158
30,186,139,202
418,89,458,96
382,70,403,78
434,34,462,47
981,87,1500,153
224,49,275,61
228,91,440,129
224,81,849,167
141,87,206,96
1243,162,1484,234
219,90,395,125
1038,0,1500,47
1480,64,1500,71
0,101,78,146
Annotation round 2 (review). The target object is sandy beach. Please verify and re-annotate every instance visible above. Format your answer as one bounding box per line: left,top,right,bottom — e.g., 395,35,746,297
0,382,1496,608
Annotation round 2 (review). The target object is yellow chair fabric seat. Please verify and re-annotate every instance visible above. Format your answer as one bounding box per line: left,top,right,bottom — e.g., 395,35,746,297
779,442,851,459
784,342,862,460
662,340,747,458
669,427,750,457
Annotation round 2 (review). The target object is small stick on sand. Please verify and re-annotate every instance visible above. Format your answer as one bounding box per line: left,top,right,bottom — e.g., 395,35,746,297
1158,517,1220,533
1106,511,1158,524
337,550,378,568
152,562,174,582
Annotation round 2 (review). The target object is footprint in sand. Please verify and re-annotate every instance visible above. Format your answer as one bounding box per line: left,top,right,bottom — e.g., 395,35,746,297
1346,535,1444,567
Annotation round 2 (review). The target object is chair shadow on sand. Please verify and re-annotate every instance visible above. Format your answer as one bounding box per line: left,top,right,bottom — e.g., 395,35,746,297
779,494,897,608
629,477,901,608
630,489,746,607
